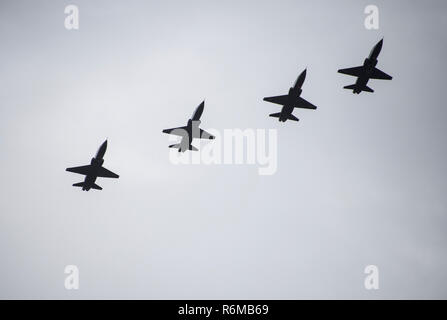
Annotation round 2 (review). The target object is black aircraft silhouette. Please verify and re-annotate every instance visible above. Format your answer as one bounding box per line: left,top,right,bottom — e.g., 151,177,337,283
263,69,317,122
338,39,392,94
162,101,215,152
66,140,119,191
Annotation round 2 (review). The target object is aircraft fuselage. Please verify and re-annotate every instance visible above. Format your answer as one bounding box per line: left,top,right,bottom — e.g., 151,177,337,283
80,158,103,190
278,87,302,122
352,57,379,94
178,119,200,151
66,139,119,191
82,141,107,190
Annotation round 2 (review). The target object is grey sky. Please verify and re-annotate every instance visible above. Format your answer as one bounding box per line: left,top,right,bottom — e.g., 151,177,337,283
0,0,446,299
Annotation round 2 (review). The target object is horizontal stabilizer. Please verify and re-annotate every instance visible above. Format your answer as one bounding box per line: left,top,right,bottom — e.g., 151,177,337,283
269,112,299,122
169,143,198,152
269,112,282,118
91,184,102,190
73,182,84,187
287,114,299,121
343,84,374,93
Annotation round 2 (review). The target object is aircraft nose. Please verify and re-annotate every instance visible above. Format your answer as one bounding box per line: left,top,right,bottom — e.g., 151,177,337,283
101,140,108,151
192,101,205,121
375,39,383,51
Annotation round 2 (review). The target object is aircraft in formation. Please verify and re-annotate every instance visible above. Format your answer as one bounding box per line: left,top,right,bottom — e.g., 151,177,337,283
66,140,119,191
162,100,215,152
338,39,392,94
67,39,392,190
263,68,317,122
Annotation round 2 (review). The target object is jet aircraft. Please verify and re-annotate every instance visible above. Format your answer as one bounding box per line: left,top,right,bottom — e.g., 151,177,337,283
162,101,215,152
66,140,119,191
263,69,317,122
338,39,392,94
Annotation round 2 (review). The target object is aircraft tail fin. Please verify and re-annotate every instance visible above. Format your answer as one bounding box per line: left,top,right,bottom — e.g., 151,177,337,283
73,182,84,187
169,144,184,152
91,183,102,190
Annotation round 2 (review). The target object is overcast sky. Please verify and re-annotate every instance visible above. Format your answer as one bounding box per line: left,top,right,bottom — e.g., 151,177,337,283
0,0,446,299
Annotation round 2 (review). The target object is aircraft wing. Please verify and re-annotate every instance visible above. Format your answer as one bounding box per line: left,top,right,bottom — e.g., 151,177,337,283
199,128,215,140
338,66,365,77
263,95,289,106
162,126,188,137
294,97,317,110
97,167,119,178
370,67,392,80
66,165,92,176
